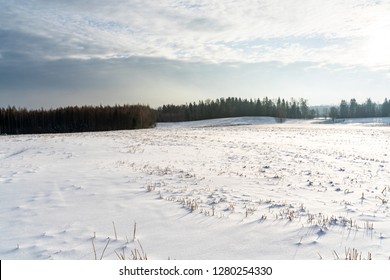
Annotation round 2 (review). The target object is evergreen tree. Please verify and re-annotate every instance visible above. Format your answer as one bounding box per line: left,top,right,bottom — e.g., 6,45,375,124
349,98,358,118
299,99,309,119
0,105,156,135
339,100,349,118
329,106,339,121
382,98,390,117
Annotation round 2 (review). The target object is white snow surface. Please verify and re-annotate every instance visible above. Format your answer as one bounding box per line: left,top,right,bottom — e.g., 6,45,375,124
1,117,390,260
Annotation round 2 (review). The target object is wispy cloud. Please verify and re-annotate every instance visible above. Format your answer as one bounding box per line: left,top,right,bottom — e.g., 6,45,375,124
2,0,390,109
1,0,390,70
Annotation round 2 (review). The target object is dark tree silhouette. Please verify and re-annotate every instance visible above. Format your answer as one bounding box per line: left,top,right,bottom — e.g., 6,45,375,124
0,105,156,135
156,97,315,122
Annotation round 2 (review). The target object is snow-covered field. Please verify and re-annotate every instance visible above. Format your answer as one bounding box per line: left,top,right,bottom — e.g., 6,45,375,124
1,117,390,260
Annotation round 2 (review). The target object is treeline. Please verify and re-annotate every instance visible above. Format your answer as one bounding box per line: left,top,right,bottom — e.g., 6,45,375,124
0,104,156,135
157,97,316,122
328,98,390,120
3,96,389,135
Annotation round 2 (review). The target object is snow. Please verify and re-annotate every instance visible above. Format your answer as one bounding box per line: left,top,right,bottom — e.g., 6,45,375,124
315,117,390,126
1,117,390,260
157,116,278,128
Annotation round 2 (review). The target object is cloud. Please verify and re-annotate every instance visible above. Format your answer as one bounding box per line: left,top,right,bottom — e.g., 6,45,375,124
1,0,390,70
2,0,390,109
2,53,390,110
0,55,209,108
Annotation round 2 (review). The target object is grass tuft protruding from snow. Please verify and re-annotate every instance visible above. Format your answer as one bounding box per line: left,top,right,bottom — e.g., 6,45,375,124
2,118,390,259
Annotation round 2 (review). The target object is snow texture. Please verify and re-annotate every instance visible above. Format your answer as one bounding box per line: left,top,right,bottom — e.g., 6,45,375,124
1,117,390,259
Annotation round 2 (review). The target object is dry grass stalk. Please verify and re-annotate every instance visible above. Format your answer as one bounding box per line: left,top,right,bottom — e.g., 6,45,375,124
376,196,388,205
115,248,126,260
91,238,97,260
122,240,147,260
91,236,111,260
344,248,372,260
133,221,137,241
112,221,118,241
100,238,111,260
332,250,339,260
364,221,374,230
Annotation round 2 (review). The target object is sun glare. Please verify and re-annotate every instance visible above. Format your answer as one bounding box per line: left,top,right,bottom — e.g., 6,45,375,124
364,19,390,68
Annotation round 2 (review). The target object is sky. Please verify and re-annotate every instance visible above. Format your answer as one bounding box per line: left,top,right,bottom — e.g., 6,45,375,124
1,0,390,109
